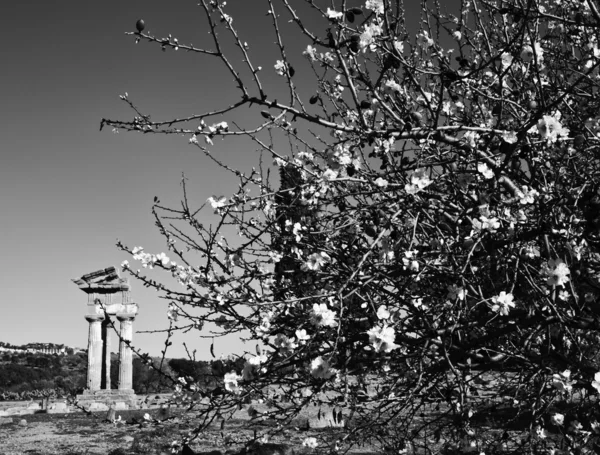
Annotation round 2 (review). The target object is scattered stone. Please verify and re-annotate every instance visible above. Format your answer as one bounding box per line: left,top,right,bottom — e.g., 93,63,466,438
122,435,135,443
88,402,109,412
18,419,27,427
0,417,13,425
47,402,69,414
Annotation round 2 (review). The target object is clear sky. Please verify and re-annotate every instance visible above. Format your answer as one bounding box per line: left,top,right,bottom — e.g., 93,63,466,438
0,1,426,360
0,1,271,360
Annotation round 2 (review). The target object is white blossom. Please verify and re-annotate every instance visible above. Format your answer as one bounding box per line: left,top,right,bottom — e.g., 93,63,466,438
384,79,402,94
367,325,398,353
310,356,336,379
405,168,432,194
377,305,390,320
591,372,600,393
416,31,434,48
393,40,404,54
207,195,227,213
472,215,500,232
302,251,331,271
490,291,515,315
303,45,317,61
274,60,286,76
518,186,539,205
500,52,513,69
326,8,343,20
360,23,383,50
365,0,384,14
374,177,388,188
552,370,573,393
551,413,565,426
477,162,494,179
542,259,570,287
224,372,243,394
295,329,310,345
311,303,337,327
531,113,569,144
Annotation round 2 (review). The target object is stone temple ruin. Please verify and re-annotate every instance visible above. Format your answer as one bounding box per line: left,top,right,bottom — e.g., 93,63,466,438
72,267,138,407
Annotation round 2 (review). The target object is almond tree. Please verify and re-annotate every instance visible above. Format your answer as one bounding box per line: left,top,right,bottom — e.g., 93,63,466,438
103,0,600,452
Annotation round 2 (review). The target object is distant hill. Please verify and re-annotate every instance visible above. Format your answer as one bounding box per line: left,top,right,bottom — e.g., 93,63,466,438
0,342,244,401
0,341,81,356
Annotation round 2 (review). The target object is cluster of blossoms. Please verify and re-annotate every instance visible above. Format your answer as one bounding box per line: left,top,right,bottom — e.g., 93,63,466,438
365,0,384,14
360,22,383,51
518,186,539,205
128,247,174,269
224,371,243,395
542,259,571,287
472,215,500,232
303,44,334,63
311,303,337,327
171,265,203,287
310,356,336,379
405,168,433,194
274,60,287,76
552,370,573,393
302,251,330,271
242,353,268,381
110,0,600,452
477,162,494,179
529,112,569,144
207,195,227,213
367,325,398,353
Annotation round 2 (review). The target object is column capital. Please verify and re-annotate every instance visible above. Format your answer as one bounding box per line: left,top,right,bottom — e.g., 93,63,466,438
85,314,105,323
116,313,136,322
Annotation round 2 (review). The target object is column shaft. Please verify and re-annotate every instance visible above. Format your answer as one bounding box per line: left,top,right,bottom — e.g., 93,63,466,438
102,319,111,389
117,315,135,391
85,315,104,391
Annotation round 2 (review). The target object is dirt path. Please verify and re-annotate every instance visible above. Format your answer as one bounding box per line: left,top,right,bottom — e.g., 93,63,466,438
0,410,320,455
0,415,158,454
0,410,226,455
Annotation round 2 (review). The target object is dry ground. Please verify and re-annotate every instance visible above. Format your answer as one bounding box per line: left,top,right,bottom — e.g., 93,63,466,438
0,408,376,455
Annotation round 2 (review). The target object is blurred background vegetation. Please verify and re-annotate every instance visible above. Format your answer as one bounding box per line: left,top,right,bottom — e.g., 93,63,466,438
0,350,244,401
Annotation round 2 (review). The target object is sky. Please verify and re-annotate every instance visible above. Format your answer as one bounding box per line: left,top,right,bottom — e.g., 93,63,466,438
0,1,426,360
0,0,327,360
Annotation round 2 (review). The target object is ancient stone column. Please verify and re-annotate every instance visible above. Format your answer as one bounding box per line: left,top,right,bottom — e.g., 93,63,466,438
101,318,111,390
85,314,104,391
117,314,135,391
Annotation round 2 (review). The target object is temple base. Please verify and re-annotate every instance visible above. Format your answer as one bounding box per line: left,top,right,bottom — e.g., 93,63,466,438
76,389,138,408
